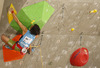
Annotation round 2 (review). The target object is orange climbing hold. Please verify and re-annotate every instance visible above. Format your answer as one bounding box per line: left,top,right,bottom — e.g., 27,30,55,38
3,34,24,62
3,46,24,62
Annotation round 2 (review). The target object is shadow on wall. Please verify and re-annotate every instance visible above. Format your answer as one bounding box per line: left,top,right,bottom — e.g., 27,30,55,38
0,0,4,21
0,0,27,36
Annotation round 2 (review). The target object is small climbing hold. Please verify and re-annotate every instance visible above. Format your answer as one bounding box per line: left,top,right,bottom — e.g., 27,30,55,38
89,9,97,13
31,20,35,24
31,22,33,24
71,28,75,31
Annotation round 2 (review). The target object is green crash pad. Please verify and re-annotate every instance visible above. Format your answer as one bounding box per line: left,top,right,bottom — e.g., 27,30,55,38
10,1,55,33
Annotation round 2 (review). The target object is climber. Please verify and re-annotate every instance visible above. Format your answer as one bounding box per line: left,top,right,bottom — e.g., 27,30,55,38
1,8,40,54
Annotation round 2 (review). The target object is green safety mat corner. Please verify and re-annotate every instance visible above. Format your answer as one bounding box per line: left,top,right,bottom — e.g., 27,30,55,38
10,1,55,33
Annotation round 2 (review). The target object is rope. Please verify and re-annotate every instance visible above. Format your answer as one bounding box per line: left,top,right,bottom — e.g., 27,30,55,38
30,32,44,68
38,32,44,68
39,47,43,68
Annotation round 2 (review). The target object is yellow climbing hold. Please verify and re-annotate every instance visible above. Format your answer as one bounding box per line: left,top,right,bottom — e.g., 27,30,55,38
89,9,97,13
31,20,35,24
7,3,17,24
71,28,75,31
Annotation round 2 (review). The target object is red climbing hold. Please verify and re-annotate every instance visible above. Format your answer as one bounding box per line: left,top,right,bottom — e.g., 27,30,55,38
70,47,89,66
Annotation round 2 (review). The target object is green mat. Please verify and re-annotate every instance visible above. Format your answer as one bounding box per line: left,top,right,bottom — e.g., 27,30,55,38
10,1,55,33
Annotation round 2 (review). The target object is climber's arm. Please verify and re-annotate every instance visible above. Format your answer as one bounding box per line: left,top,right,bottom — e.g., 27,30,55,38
9,8,28,35
12,13,28,35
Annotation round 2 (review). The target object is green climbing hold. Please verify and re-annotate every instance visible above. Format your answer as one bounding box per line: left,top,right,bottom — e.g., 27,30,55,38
10,1,55,33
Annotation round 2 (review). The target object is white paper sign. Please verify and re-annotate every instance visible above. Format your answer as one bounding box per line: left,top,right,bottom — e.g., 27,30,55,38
23,36,32,44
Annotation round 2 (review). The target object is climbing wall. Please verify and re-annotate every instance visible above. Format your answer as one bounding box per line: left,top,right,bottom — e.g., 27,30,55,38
0,0,100,68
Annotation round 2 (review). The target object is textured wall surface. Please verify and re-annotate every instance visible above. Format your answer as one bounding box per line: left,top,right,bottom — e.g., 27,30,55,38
0,0,100,68
0,0,4,20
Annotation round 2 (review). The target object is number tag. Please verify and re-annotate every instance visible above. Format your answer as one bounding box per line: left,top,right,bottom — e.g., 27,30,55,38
23,36,32,44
